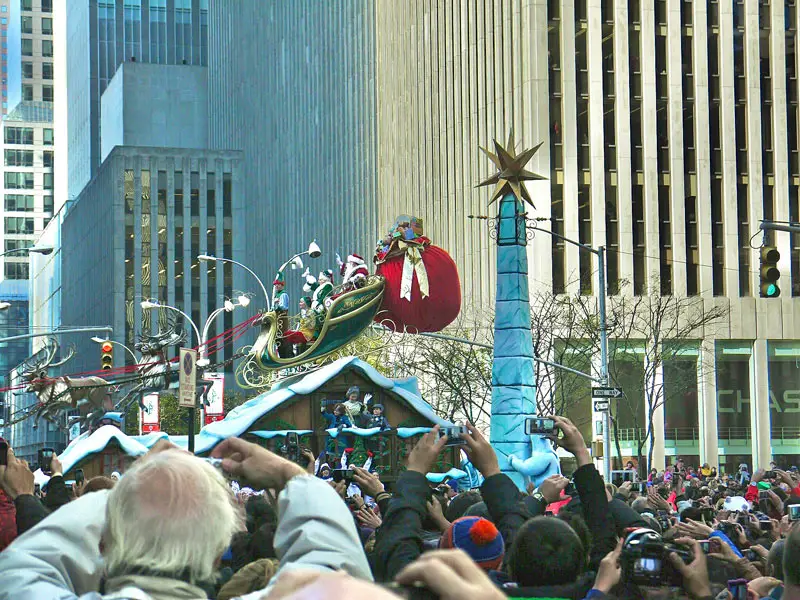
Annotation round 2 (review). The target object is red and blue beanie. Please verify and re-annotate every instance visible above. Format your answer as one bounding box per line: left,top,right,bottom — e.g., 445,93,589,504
439,516,504,571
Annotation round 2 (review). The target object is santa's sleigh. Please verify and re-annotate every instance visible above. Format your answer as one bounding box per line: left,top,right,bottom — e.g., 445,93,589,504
251,276,385,370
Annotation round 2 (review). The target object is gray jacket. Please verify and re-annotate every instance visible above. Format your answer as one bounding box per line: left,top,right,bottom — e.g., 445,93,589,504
0,475,371,599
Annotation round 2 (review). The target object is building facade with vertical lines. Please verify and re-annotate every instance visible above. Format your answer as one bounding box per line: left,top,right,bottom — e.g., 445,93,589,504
373,0,800,472
60,146,243,377
207,0,378,297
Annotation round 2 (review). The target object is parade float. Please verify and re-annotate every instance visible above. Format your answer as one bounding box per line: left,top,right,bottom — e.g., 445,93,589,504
8,132,562,493
239,215,462,385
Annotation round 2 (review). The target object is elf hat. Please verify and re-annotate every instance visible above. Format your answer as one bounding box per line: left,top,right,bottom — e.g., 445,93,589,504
273,271,285,286
348,254,365,265
319,269,334,282
346,386,360,397
439,516,504,571
300,296,312,307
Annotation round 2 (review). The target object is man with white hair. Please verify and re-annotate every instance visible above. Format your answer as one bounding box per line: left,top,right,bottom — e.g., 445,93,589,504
0,438,371,599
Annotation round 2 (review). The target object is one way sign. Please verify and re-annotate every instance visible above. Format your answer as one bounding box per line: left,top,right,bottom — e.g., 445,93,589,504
593,400,610,412
592,387,624,399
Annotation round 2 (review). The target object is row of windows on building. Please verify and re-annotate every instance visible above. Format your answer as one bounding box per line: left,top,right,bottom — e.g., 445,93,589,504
4,126,53,145
547,0,800,299
21,82,52,102
4,193,52,212
559,340,800,450
16,15,52,35
20,0,52,13
21,39,53,58
4,171,52,190
97,0,208,89
4,149,52,167
22,62,53,80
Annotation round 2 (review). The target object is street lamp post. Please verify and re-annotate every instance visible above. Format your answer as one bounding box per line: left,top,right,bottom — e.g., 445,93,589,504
197,255,271,309
198,242,321,310
141,300,202,452
0,245,54,259
197,295,251,367
527,224,612,480
140,296,251,451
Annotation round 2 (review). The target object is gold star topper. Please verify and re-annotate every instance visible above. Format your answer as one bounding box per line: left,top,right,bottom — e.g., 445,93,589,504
477,129,547,208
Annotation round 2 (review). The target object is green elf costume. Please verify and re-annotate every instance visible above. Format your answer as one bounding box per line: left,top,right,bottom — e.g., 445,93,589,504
312,269,335,312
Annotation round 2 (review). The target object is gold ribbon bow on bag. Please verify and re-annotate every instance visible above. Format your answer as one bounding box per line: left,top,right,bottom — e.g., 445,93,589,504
399,242,430,301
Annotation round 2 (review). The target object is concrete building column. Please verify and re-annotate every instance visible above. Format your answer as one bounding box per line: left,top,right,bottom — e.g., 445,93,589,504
749,339,772,470
698,338,719,468
649,353,666,471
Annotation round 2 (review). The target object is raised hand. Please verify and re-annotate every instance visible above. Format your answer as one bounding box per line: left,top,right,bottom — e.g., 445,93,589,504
407,426,448,475
461,421,500,478
0,449,35,500
211,437,306,491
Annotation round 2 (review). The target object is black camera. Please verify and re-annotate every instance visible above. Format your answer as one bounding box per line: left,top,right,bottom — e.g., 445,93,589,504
332,468,354,483
621,528,692,587
281,432,309,467
718,521,741,540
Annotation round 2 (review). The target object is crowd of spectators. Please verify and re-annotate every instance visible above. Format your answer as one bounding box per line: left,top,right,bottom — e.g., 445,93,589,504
0,417,798,599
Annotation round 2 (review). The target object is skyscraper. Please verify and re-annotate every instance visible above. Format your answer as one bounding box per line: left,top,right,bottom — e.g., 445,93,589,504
0,0,20,115
0,0,53,281
66,0,209,200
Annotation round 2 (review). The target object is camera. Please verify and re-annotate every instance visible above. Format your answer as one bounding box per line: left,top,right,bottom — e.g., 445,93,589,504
525,417,556,437
281,433,310,467
763,470,776,480
789,504,800,522
0,441,7,466
439,426,467,447
75,469,85,486
332,468,354,483
621,528,692,587
38,447,55,476
718,521,743,540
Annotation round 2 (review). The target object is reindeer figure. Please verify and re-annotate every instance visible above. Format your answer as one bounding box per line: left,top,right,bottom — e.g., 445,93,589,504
18,338,112,430
116,314,188,412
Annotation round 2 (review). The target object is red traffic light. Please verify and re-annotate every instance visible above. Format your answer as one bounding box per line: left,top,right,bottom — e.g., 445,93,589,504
101,342,113,353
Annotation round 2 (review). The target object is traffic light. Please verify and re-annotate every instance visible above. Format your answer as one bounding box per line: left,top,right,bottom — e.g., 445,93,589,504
759,246,781,298
100,341,114,370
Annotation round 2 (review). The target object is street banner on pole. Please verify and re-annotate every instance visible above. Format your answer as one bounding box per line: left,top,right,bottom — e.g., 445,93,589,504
204,372,225,425
179,348,197,408
140,393,160,433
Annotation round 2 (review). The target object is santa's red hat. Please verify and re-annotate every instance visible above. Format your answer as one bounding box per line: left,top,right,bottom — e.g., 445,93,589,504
348,254,365,265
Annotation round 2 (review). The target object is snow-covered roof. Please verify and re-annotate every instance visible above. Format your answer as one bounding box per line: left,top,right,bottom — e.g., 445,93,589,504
191,356,452,454
34,425,149,485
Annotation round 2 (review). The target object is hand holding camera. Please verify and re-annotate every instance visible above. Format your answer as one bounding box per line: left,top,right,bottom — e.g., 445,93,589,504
0,447,35,500
668,538,712,600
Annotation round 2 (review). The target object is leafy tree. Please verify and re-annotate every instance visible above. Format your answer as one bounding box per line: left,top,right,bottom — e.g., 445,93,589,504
158,393,201,435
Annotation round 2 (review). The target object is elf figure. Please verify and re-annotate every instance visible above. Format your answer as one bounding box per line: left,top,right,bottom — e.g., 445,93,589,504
282,296,318,355
312,269,334,312
363,403,391,458
320,401,352,455
271,272,292,358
